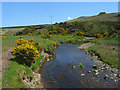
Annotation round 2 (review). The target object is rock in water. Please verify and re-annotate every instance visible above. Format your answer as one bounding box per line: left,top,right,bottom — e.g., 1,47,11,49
92,65,97,69
104,75,109,79
81,74,85,76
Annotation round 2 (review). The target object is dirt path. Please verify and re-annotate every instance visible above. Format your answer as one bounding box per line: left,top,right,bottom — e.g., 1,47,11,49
2,48,14,76
0,28,25,35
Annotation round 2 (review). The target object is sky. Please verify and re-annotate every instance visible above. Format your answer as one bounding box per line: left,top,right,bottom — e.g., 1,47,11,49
2,2,118,27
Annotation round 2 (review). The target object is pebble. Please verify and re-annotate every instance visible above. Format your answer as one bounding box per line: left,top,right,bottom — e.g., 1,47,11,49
88,71,91,73
94,70,98,73
92,65,97,69
81,74,85,76
114,74,117,77
111,77,114,80
105,82,107,84
95,72,99,75
104,75,109,79
117,75,120,78
47,59,50,61
72,65,75,68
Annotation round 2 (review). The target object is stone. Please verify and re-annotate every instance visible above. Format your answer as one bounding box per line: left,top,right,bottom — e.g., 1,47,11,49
104,75,109,79
92,65,97,69
105,82,107,84
111,77,114,80
81,74,85,76
88,71,91,73
47,59,50,61
94,70,98,73
72,65,75,68
95,72,99,75
117,74,120,78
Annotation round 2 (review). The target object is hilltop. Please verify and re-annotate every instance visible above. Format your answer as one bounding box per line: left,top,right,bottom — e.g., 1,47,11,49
67,12,119,22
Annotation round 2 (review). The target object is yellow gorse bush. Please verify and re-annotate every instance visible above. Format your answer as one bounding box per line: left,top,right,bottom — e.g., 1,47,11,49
77,32,84,36
94,33,103,38
68,36,72,38
41,34,51,39
116,30,120,32
104,32,108,35
2,36,6,38
26,33,34,36
51,42,57,47
13,38,40,66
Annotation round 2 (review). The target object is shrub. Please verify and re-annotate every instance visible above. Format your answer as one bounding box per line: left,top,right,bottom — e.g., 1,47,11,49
13,38,40,66
2,36,6,38
26,33,34,36
104,32,108,37
68,35,73,38
94,33,103,38
99,12,106,15
41,34,51,39
51,42,57,47
79,63,84,68
77,32,84,36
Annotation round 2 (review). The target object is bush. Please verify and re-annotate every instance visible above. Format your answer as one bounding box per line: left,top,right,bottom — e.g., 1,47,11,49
103,32,108,37
94,33,103,38
2,36,6,38
51,42,57,47
99,12,106,15
41,34,51,39
13,38,40,66
77,32,84,36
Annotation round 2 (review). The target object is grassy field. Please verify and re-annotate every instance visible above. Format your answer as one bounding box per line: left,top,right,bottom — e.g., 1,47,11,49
88,37,120,44
88,37,120,69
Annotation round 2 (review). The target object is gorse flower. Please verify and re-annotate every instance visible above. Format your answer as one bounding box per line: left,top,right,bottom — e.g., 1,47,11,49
2,36,6,38
77,32,84,36
51,42,57,47
104,32,108,35
13,38,40,66
94,33,103,38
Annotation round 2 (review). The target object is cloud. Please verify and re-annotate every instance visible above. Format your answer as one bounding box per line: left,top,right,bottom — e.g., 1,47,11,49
67,17,72,20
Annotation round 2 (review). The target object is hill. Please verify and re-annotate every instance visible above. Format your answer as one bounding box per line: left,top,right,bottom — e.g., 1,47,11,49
2,12,120,37
67,12,119,22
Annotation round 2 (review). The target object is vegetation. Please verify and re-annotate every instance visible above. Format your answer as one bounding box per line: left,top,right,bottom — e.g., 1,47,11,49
2,34,84,88
1,12,120,88
79,63,84,68
13,38,40,66
88,44,120,68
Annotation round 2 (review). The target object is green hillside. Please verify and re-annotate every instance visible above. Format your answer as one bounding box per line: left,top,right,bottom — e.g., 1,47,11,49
67,12,119,22
2,12,120,37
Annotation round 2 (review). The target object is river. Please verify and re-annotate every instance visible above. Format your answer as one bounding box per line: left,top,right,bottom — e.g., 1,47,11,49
40,44,119,88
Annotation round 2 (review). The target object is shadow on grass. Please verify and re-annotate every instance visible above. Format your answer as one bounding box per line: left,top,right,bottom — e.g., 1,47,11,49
10,56,32,67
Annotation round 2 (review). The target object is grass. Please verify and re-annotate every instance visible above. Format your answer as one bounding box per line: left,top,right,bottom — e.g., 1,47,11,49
2,35,83,52
88,37,120,44
88,37,120,69
88,44,120,69
31,55,45,73
2,61,29,88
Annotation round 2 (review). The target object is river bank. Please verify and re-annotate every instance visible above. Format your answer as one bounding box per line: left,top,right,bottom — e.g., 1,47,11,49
78,42,120,84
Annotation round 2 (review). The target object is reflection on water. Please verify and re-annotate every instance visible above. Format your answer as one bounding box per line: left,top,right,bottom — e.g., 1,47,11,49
41,44,118,88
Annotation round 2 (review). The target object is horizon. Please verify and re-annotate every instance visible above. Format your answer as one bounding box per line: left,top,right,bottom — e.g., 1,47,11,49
2,2,118,27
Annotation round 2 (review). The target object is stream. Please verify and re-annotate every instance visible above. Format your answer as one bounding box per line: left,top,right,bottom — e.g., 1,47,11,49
40,44,119,88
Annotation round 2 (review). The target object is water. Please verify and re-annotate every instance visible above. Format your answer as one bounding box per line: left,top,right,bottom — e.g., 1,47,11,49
41,44,118,88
